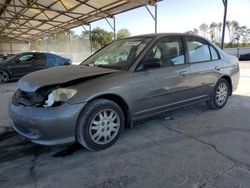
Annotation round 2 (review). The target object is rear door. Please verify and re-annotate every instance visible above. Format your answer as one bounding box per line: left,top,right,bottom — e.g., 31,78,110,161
185,37,222,98
132,36,191,119
33,53,47,71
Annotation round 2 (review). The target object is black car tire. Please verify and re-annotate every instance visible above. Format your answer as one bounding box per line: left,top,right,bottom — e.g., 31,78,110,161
76,99,124,151
0,70,10,83
206,78,229,109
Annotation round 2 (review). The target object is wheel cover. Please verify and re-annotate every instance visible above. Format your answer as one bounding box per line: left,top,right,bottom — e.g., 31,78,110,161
0,71,9,83
89,109,120,145
216,82,228,106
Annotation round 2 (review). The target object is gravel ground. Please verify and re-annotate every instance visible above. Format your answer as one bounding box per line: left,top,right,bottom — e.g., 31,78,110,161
0,62,250,188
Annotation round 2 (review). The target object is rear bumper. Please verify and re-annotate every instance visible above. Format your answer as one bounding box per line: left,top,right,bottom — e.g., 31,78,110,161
9,102,86,145
232,66,240,92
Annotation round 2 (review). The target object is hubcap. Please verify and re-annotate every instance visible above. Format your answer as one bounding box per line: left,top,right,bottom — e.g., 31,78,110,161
216,82,228,105
0,71,8,83
89,109,120,145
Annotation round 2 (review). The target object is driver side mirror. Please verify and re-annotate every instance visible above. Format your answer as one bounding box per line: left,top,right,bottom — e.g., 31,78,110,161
142,58,161,69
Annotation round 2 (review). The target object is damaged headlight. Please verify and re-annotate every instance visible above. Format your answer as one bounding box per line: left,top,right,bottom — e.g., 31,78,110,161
45,88,77,107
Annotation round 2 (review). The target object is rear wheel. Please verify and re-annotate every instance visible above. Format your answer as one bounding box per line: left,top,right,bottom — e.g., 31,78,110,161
0,70,9,83
206,78,229,109
76,99,124,151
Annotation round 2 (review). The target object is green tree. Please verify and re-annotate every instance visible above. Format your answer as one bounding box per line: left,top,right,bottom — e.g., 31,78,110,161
226,20,240,43
117,28,131,39
82,27,113,49
186,28,198,35
209,22,218,42
199,23,208,37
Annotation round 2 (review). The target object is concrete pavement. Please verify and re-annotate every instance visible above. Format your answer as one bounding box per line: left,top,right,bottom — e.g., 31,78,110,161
0,82,16,136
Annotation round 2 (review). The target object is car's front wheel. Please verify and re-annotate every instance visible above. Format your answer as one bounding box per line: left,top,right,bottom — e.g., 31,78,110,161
0,70,9,84
206,78,229,109
76,99,124,151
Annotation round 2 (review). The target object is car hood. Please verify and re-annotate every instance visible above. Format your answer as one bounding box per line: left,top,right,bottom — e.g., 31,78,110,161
18,65,120,92
0,59,10,65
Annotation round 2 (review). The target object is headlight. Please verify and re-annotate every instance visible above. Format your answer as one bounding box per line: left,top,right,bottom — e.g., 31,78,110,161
45,88,77,107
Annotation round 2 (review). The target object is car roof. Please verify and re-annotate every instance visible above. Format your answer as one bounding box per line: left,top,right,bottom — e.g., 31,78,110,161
16,52,60,56
126,33,210,41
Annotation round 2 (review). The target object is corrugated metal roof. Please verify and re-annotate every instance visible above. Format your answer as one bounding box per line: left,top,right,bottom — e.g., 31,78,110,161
0,0,157,42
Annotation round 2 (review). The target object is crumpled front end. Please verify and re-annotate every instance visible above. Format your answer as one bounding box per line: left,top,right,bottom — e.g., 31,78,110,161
9,88,86,145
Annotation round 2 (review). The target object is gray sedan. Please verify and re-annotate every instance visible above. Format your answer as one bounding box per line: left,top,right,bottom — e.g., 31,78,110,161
9,33,239,151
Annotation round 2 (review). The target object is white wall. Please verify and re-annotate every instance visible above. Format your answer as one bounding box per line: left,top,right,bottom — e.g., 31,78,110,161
224,48,250,58
0,42,29,54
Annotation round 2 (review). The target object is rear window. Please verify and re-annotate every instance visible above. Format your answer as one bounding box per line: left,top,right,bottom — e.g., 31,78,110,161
210,45,220,60
46,54,65,67
186,37,211,63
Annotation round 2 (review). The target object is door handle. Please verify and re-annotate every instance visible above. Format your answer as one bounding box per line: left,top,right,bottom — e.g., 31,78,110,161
215,66,220,71
178,71,187,77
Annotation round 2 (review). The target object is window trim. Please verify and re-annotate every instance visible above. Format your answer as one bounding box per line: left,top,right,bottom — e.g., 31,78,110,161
185,36,213,64
135,36,187,71
209,44,221,61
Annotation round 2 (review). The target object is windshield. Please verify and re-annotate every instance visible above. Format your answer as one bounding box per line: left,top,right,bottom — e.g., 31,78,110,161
81,38,152,70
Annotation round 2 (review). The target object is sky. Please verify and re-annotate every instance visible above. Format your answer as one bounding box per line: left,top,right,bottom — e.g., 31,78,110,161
72,0,250,41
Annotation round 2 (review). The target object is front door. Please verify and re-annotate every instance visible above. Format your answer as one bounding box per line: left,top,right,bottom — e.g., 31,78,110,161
132,36,191,119
9,53,36,78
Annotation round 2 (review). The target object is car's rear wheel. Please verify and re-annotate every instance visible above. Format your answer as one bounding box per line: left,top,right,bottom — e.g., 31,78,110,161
0,70,9,83
206,78,229,109
76,99,124,151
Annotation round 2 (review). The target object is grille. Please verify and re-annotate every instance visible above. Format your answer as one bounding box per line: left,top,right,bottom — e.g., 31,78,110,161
13,89,45,107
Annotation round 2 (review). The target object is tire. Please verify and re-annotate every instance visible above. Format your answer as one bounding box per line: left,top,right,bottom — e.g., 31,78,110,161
206,78,229,109
0,70,9,84
76,99,124,151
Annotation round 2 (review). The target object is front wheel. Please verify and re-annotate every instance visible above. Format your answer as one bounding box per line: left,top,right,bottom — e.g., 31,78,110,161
76,99,124,151
0,70,9,83
206,78,229,109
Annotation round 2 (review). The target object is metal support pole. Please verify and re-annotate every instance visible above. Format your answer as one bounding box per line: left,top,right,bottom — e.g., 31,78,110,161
145,4,157,34
89,24,93,54
155,4,157,33
54,34,57,54
105,17,116,40
113,16,116,40
34,41,36,51
82,24,93,54
68,31,72,59
221,0,228,49
10,42,13,54
28,42,31,52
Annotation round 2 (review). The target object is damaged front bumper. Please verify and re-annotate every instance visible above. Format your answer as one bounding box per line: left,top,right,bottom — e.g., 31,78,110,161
9,102,86,145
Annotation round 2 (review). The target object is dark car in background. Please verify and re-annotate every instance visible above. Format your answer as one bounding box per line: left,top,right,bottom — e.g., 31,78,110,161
0,52,71,83
239,53,250,61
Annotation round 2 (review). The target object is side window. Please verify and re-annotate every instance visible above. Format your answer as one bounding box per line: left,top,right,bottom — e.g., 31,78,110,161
36,53,46,61
210,45,220,60
186,38,211,63
18,54,34,62
46,54,57,67
142,37,185,68
55,56,65,66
